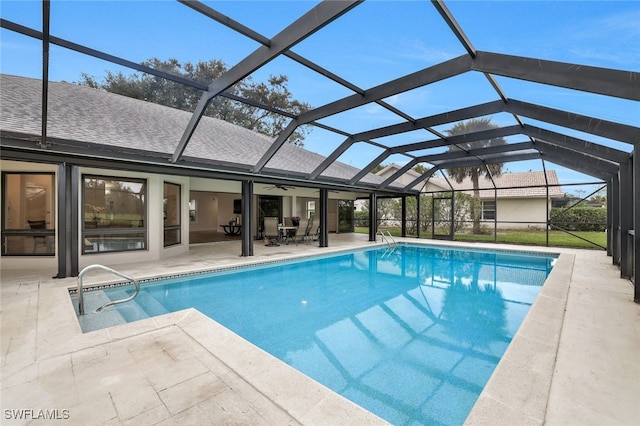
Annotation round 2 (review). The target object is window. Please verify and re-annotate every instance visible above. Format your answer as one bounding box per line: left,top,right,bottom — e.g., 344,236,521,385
306,200,316,220
163,182,181,247
2,172,55,256
481,200,496,220
82,175,146,254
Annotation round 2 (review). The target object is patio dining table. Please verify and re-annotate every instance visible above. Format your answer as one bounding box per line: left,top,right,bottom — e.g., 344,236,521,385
278,225,298,245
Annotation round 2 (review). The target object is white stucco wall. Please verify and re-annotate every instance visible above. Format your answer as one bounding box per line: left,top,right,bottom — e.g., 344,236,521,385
0,160,191,273
77,168,191,270
488,198,549,229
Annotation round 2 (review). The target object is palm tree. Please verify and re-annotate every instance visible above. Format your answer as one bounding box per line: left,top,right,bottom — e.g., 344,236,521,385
445,118,506,234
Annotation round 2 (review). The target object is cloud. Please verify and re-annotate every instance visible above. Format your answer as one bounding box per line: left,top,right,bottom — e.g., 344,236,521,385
396,39,460,64
563,8,640,67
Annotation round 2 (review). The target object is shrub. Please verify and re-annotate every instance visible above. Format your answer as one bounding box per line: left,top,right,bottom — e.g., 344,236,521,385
550,207,606,232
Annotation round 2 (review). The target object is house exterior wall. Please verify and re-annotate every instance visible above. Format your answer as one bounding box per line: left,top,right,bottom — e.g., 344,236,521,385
490,198,549,229
78,167,191,270
377,168,417,187
424,181,450,192
420,179,550,230
0,160,191,273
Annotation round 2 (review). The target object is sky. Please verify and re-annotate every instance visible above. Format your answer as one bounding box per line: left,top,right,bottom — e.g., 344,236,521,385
1,0,639,195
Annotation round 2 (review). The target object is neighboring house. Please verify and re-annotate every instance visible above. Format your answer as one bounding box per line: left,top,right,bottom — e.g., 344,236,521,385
376,164,563,229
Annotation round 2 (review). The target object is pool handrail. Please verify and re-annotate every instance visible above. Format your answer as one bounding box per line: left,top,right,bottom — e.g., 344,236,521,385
77,264,139,315
377,230,397,246
377,230,398,257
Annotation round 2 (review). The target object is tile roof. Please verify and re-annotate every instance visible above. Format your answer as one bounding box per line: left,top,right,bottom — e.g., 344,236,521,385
428,170,563,198
379,163,563,198
0,74,385,186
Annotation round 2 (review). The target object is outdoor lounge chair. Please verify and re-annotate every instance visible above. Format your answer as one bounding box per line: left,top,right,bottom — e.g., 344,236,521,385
263,217,280,246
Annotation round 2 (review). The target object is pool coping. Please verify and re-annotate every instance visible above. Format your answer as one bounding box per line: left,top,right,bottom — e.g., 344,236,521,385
66,240,567,424
465,251,573,425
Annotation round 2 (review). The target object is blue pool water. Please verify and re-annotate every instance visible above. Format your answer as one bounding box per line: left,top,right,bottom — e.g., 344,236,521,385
75,244,556,425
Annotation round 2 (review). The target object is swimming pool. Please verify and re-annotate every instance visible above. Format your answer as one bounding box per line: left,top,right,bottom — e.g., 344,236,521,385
73,244,556,425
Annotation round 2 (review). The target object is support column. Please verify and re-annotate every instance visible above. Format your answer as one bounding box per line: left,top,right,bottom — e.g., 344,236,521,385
632,151,638,298
368,193,377,242
416,194,421,239
611,174,620,265
619,162,632,278
55,163,78,278
545,184,550,247
401,196,407,237
319,188,328,247
607,179,613,257
241,180,254,257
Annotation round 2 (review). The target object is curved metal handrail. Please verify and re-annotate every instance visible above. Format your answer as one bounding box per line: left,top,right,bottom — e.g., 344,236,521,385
377,230,398,257
77,264,139,315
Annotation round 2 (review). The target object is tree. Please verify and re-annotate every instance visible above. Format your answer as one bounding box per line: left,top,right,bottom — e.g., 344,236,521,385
445,118,507,234
78,58,312,146
371,163,387,174
412,163,429,175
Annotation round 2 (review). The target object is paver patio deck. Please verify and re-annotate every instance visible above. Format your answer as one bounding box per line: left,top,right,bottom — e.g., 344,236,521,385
1,234,638,425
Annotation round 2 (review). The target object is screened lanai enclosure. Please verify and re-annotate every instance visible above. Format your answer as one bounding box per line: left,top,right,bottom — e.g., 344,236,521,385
0,1,638,298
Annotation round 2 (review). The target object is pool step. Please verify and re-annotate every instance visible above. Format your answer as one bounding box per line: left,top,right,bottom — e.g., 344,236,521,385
75,290,128,332
130,291,169,317
94,288,168,322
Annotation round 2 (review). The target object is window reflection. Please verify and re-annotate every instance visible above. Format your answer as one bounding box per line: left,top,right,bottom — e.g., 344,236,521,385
82,176,146,254
2,173,55,256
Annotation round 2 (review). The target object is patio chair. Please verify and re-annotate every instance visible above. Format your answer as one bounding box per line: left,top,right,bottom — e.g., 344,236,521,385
306,220,320,244
263,217,280,246
294,218,309,245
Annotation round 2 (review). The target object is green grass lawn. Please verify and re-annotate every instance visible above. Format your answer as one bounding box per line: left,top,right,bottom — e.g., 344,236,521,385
453,230,607,249
355,227,607,250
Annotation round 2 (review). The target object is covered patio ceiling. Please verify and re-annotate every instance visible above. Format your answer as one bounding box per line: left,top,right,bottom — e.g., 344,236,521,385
1,0,637,194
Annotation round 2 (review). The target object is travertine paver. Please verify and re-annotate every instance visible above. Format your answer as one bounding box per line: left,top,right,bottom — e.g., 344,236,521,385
543,251,640,426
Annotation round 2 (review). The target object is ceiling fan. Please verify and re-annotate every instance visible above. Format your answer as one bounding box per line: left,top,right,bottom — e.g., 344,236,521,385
266,184,295,191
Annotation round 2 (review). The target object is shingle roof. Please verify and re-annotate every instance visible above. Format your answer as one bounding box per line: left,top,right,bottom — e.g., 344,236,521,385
0,74,385,186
